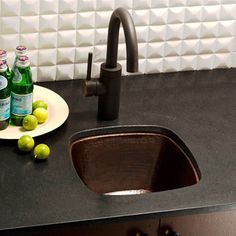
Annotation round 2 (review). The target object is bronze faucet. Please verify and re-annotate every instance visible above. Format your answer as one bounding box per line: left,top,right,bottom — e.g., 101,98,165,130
84,8,139,120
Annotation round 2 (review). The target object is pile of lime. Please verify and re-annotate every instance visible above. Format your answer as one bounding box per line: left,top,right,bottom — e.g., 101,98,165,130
17,100,50,160
18,135,50,160
22,100,48,131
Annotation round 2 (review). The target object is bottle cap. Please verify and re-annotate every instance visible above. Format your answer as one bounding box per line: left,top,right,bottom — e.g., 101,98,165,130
0,49,7,61
0,60,7,72
15,45,27,56
16,55,30,67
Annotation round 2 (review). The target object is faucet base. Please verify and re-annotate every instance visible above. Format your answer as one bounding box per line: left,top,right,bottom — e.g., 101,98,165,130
98,63,122,120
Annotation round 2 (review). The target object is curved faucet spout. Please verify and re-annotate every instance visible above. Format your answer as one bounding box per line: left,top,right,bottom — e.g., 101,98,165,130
84,8,139,120
105,8,138,72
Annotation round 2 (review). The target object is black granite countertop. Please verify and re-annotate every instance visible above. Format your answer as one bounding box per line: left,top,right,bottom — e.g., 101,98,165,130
1,69,236,234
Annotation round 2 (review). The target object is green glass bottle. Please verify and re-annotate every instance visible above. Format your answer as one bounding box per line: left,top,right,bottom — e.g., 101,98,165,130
0,60,11,130
11,56,33,126
12,45,28,75
0,49,12,79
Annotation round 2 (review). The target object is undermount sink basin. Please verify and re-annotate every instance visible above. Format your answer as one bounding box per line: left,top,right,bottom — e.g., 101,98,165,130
70,126,201,195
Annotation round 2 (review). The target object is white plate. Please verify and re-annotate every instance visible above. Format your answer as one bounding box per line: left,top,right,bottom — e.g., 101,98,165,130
0,85,69,139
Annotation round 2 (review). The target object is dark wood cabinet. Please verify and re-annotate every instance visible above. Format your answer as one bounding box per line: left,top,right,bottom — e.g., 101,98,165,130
159,210,236,236
12,210,236,236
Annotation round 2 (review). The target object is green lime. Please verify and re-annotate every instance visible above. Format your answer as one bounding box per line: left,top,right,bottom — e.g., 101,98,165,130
18,135,35,152
32,100,48,110
34,144,50,160
33,108,48,124
23,115,38,130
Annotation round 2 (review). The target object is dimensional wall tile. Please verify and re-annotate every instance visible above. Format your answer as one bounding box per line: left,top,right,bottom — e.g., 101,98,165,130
0,34,19,51
1,0,20,16
74,63,89,79
21,0,39,16
59,0,77,13
40,0,58,14
136,26,148,43
180,55,197,71
58,14,76,30
232,36,236,52
146,58,163,73
77,12,95,29
147,42,165,58
215,37,233,53
95,28,108,45
214,53,231,68
181,39,200,55
57,48,75,64
203,0,220,4
96,0,114,11
0,0,235,81
56,64,74,80
167,7,185,24
218,21,235,37
201,5,220,22
163,56,181,72
132,10,150,26
220,5,236,20
20,16,39,33
166,24,183,41
39,15,58,32
20,33,39,50
149,25,167,42
114,0,132,9
31,67,37,82
138,43,147,59
95,11,111,28
27,50,38,67
38,49,57,66
1,17,19,34
230,52,236,67
184,6,202,23
77,29,95,46
200,22,219,38
39,32,57,48
164,41,182,57
198,38,217,54
183,23,201,39
57,30,76,47
77,0,96,12
169,0,186,7
150,8,168,25
5,52,15,66
93,45,107,62
116,44,126,60
187,0,203,7
151,0,169,8
133,0,151,9
138,59,147,74
75,47,94,63
38,66,56,81
197,54,215,70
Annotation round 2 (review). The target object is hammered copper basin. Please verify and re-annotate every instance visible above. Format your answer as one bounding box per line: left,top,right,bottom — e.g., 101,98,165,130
70,126,201,195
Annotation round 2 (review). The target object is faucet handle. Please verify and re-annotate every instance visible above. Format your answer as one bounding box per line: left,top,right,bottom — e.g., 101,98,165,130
84,52,106,97
84,52,96,96
86,52,93,81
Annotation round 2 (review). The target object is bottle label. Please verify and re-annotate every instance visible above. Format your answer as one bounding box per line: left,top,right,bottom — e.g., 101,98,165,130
0,75,8,90
0,96,10,121
12,68,22,83
11,92,32,116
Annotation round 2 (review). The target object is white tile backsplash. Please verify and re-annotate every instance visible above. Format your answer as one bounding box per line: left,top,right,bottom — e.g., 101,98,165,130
0,0,236,81
1,0,20,17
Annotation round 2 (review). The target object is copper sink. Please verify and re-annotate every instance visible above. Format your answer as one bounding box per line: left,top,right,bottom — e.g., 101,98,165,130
70,126,201,195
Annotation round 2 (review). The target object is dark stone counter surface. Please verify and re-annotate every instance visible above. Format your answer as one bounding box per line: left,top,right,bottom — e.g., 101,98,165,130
1,69,236,234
